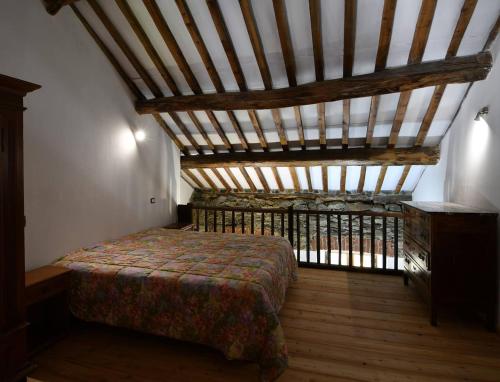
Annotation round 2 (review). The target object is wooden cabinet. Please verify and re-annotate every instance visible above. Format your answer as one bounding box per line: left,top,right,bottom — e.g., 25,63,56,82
25,266,72,356
0,75,40,382
402,202,498,330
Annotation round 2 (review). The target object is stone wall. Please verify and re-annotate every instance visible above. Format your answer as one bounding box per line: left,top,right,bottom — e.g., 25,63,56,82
190,191,411,257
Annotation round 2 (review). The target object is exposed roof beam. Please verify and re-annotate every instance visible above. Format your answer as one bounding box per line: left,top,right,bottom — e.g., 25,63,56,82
184,169,205,189
225,168,244,192
294,107,305,150
357,165,366,193
374,165,388,194
181,146,439,169
136,52,491,113
305,167,313,192
239,166,257,192
199,169,219,191
255,167,270,193
290,167,300,192
141,0,233,152
342,0,357,149
248,110,269,151
321,165,328,193
212,168,231,191
273,0,296,87
71,4,188,155
388,0,437,148
271,167,284,192
415,0,477,146
395,165,411,193
366,0,397,147
169,112,204,155
340,165,347,193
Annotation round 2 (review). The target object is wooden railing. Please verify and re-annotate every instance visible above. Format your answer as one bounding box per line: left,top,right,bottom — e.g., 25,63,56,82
190,205,403,275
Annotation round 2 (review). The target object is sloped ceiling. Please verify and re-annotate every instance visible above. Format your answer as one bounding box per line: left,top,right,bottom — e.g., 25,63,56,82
50,0,500,194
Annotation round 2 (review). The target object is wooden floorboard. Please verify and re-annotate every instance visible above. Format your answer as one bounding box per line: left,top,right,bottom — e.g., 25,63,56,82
29,268,500,381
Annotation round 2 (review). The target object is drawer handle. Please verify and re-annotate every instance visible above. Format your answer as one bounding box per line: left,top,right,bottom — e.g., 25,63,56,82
418,254,425,261
404,257,410,263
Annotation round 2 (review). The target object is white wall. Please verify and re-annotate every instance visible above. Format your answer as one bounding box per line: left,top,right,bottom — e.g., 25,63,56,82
178,178,194,206
414,38,500,328
0,0,179,270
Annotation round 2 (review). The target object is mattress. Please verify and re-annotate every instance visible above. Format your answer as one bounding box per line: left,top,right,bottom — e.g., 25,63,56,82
54,228,297,381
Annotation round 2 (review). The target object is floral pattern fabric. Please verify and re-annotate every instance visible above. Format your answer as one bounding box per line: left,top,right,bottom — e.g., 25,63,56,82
54,228,297,381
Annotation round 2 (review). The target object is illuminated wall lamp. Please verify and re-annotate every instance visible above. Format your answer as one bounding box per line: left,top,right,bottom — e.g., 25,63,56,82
474,106,489,122
134,129,146,142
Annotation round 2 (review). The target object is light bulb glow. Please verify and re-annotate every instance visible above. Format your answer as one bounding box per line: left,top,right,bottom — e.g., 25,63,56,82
135,129,146,142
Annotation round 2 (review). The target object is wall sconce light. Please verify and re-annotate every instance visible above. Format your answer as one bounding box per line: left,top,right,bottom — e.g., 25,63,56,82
474,106,489,121
134,129,146,142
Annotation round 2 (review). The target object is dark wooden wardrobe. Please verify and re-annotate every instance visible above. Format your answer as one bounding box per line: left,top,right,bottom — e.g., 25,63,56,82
0,75,40,382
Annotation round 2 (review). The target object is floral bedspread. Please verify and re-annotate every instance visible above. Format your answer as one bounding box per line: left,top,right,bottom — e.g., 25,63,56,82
54,228,297,381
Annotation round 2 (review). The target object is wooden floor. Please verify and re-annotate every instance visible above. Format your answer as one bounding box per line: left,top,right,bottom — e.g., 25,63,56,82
29,268,500,381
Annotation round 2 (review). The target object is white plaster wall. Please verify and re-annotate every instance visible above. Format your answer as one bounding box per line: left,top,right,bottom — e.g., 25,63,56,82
0,0,179,270
178,178,194,205
413,38,500,328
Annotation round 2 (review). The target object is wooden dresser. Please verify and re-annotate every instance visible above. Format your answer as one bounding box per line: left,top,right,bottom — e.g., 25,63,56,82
402,201,497,330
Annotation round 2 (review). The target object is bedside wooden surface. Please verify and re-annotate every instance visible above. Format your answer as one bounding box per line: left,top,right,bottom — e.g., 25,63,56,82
26,265,71,288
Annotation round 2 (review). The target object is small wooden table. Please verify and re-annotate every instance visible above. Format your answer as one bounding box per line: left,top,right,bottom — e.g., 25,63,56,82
25,266,72,355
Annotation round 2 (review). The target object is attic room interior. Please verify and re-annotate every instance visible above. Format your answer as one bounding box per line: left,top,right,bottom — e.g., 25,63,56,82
1,0,500,381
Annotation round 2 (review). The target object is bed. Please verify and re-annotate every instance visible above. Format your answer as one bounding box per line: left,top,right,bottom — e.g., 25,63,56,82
54,228,297,381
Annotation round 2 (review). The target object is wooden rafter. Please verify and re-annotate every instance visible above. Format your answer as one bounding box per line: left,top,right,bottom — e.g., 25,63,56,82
239,166,257,192
415,0,478,146
366,0,397,147
135,52,491,113
305,167,313,192
255,167,270,193
340,165,347,193
86,0,203,156
271,167,284,192
199,169,219,191
225,168,244,192
239,0,288,150
309,0,326,150
321,165,328,192
388,0,437,148
181,146,439,169
212,168,231,191
294,106,306,150
374,165,388,194
289,167,300,192
273,0,296,87
357,165,366,193
204,0,269,152
342,0,356,149
395,165,411,193
141,0,233,153
71,4,189,156
183,169,205,189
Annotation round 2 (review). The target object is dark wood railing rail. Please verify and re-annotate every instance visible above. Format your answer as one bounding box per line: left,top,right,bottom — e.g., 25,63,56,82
189,204,403,275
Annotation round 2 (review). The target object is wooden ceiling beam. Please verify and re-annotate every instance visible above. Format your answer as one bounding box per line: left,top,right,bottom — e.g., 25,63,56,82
225,168,244,192
366,0,397,147
187,111,216,152
183,169,205,189
248,110,269,151
199,169,219,191
342,0,357,149
273,0,296,87
294,107,306,150
374,165,388,194
290,167,300,192
271,167,284,192
321,165,328,193
415,0,477,147
135,52,491,113
71,4,189,156
305,167,313,192
240,0,288,150
388,0,437,147
141,0,234,152
169,112,204,155
255,167,271,193
357,165,366,193
395,165,411,193
226,112,250,152
239,166,257,192
181,146,439,169
340,165,347,193
212,168,231,191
